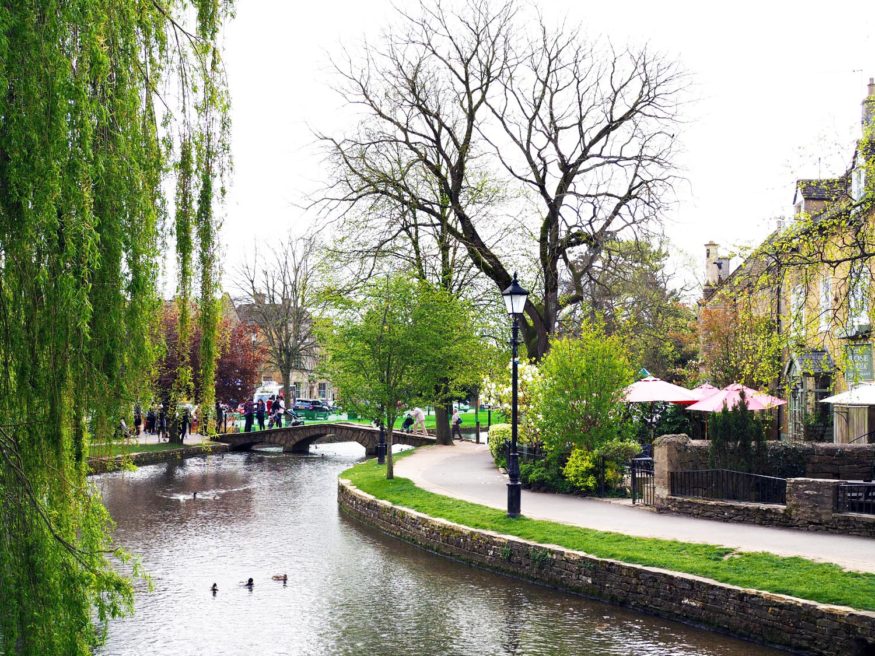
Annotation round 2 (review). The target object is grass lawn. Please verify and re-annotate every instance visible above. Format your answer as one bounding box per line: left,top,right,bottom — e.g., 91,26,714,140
342,453,875,611
89,442,186,457
312,409,506,430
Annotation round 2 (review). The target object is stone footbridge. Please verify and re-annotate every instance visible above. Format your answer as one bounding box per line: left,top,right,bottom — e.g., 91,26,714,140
213,423,435,455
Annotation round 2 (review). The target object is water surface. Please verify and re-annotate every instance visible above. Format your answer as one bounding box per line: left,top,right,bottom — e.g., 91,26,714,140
95,445,784,655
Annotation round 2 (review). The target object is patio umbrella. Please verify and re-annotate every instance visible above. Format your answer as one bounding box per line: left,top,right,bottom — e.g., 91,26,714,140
623,376,698,405
819,383,875,406
690,383,719,400
686,383,786,412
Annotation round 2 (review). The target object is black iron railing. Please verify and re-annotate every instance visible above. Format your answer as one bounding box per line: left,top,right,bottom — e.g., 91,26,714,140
505,440,547,462
836,483,875,515
630,457,654,505
670,469,787,505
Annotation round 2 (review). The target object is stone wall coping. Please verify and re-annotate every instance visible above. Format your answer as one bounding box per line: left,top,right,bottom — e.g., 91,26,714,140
665,495,787,511
338,478,874,617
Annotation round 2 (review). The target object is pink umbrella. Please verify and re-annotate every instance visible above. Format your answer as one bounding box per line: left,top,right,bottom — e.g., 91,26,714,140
624,376,698,405
690,383,719,400
686,383,786,412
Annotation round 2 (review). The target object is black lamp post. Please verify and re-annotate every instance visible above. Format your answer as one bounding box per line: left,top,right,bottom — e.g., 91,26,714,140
501,272,529,518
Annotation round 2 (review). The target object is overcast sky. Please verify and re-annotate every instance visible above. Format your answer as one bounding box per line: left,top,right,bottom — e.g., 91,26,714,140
215,0,875,295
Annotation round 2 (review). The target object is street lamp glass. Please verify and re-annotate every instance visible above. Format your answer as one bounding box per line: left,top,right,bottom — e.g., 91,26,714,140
502,274,529,316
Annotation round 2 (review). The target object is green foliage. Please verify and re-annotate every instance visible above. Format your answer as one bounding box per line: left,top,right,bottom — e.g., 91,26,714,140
487,423,512,466
562,439,640,494
343,456,875,611
320,275,482,476
0,2,231,653
533,325,635,455
764,442,808,478
575,239,699,384
708,396,768,473
520,458,574,494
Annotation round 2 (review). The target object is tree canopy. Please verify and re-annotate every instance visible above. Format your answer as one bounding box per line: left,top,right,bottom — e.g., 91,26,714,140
320,275,483,476
0,2,231,652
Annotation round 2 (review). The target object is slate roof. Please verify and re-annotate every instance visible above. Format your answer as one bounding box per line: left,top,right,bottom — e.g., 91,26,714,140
795,178,846,202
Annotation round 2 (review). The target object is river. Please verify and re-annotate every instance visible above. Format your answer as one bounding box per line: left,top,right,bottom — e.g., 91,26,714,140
94,445,784,655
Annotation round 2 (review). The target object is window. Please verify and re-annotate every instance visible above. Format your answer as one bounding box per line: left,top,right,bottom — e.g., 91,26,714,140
318,382,327,400
791,284,805,336
848,265,871,331
851,163,866,202
820,275,832,332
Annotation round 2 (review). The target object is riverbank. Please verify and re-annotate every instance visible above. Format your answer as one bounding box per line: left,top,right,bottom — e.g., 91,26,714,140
88,441,228,474
338,457,875,656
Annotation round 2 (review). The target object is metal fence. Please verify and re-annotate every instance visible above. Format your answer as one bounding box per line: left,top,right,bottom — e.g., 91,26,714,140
630,457,654,505
836,483,875,515
670,469,787,505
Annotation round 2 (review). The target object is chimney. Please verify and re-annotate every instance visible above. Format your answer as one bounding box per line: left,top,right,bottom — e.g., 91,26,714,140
863,77,875,131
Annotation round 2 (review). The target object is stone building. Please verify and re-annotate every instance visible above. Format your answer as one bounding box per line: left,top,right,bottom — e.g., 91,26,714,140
699,79,875,443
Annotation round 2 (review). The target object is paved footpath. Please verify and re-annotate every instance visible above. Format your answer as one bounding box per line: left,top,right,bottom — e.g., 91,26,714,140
394,442,875,574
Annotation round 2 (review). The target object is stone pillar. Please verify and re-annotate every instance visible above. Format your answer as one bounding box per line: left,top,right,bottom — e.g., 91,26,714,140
653,434,691,506
786,478,837,528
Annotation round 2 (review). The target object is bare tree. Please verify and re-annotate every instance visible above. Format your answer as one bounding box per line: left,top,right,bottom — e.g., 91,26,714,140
319,0,683,360
237,236,319,405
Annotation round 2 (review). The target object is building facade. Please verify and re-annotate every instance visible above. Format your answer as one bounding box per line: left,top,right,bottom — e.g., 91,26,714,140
700,79,875,443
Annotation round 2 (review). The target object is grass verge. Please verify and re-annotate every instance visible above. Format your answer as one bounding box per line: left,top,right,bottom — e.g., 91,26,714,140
341,454,875,611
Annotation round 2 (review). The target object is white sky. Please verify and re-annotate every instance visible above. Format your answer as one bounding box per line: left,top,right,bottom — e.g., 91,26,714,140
216,0,875,295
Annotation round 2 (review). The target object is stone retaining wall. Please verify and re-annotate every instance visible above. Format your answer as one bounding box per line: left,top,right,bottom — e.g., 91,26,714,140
88,442,228,474
654,434,875,480
654,435,875,537
338,479,875,656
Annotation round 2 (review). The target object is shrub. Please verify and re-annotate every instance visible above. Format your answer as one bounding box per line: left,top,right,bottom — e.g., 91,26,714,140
563,440,640,495
488,423,512,467
520,458,574,494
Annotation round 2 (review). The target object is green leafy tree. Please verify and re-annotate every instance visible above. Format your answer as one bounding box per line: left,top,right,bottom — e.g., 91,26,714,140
0,2,231,653
533,326,635,455
320,275,482,475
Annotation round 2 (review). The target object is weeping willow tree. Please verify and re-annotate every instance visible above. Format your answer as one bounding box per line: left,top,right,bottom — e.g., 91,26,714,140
0,1,231,653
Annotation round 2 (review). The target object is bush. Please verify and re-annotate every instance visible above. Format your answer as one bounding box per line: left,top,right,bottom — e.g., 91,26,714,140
520,458,573,494
563,440,640,495
488,423,511,467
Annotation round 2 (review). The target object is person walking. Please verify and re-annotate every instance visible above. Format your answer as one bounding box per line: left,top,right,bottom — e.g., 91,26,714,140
411,407,427,435
451,408,463,441
243,399,255,432
133,403,142,436
256,399,266,431
158,404,168,441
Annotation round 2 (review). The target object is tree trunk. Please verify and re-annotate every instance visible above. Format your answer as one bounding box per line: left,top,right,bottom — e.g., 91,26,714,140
281,370,291,419
434,404,452,445
385,419,395,479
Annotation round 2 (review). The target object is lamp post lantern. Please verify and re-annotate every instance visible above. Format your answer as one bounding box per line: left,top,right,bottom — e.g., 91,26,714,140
501,272,529,517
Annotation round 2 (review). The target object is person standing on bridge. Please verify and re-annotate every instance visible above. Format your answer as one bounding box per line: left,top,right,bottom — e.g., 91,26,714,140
256,399,266,431
243,399,254,432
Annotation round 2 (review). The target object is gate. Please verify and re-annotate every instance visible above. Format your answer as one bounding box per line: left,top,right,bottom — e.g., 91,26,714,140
630,457,654,506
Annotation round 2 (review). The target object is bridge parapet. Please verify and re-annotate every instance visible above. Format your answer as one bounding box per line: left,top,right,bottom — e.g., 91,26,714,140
213,423,435,454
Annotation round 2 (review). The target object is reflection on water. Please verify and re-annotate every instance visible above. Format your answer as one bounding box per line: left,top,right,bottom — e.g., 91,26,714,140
95,445,783,656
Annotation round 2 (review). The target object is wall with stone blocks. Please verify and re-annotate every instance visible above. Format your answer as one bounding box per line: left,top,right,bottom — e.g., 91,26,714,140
653,434,875,481
653,436,875,537
338,479,875,656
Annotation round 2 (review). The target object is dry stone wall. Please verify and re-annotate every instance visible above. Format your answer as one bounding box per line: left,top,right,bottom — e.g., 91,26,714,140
338,479,875,656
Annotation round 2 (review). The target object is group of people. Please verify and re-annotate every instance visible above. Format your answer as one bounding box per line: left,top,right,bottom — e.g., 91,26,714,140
399,407,464,439
241,395,287,432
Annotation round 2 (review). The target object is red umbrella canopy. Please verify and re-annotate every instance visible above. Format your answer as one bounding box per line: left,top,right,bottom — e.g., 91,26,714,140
623,376,698,405
690,383,719,400
686,383,786,412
